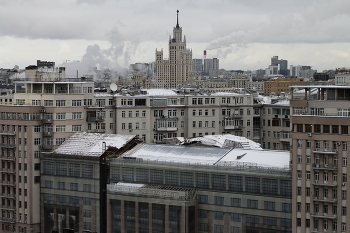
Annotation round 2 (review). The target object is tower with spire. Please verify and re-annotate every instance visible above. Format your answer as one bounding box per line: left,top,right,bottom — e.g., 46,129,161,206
155,10,194,89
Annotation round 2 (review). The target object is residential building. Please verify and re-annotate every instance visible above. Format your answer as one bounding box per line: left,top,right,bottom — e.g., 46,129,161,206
264,77,304,96
290,83,350,233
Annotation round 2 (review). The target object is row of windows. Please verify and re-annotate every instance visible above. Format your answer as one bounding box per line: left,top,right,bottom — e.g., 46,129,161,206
297,139,348,150
198,197,291,212
111,167,292,196
295,124,348,135
44,194,92,205
297,218,346,231
44,181,91,192
43,162,93,178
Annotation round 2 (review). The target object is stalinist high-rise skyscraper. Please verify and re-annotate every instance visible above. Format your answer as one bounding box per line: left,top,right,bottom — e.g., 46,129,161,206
155,10,194,89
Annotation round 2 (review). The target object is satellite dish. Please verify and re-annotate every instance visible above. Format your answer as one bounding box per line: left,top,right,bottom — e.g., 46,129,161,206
110,83,118,92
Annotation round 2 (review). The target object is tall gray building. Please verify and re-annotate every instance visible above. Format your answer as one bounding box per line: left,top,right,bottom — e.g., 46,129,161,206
203,58,219,75
271,56,288,76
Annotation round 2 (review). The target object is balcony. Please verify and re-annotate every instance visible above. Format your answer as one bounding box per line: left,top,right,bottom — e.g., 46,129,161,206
43,131,53,137
224,125,243,130
155,127,177,132
312,180,337,187
312,148,337,154
86,104,105,109
42,119,53,124
232,114,243,118
41,144,53,150
0,156,15,161
313,196,337,203
312,163,338,170
0,143,16,149
311,212,337,219
0,193,15,198
0,168,15,173
0,181,15,186
86,116,105,122
87,129,106,133
0,217,16,223
0,131,15,136
0,205,15,210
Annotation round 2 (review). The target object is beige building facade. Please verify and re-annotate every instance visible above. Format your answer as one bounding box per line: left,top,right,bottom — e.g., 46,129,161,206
290,84,350,233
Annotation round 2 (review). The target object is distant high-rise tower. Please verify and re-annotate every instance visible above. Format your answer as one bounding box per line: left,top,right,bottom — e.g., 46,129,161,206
203,58,219,75
271,56,288,76
155,10,194,88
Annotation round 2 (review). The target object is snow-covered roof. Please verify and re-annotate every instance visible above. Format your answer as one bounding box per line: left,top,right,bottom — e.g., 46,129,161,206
53,132,136,157
171,135,262,149
122,144,232,164
94,88,251,97
120,143,290,168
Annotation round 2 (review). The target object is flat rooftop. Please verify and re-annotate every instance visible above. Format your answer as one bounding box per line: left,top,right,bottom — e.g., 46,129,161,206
120,143,290,169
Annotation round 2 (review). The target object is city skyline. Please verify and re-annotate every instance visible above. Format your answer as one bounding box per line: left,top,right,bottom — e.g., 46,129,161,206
0,0,350,72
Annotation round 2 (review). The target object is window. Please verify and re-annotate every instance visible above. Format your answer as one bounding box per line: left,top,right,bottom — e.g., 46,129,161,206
72,125,82,132
83,198,91,205
198,223,208,232
198,195,208,204
214,196,224,205
45,180,53,188
56,100,66,107
34,138,41,145
70,183,78,191
246,215,259,224
247,199,258,209
213,211,224,220
34,126,41,132
72,100,82,106
231,213,241,222
282,203,292,212
34,163,40,170
58,182,65,190
72,112,82,119
56,113,66,120
83,184,91,192
264,201,275,210
231,198,241,207
198,209,207,218
56,125,66,132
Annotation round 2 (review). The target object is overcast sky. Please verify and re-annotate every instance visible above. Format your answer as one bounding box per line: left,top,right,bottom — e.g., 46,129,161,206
1,0,350,74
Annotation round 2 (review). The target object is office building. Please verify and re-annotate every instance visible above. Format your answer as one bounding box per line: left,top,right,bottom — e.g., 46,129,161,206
40,132,292,233
271,56,288,76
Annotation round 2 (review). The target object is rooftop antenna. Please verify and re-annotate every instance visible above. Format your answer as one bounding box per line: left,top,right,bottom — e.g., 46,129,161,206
176,10,180,28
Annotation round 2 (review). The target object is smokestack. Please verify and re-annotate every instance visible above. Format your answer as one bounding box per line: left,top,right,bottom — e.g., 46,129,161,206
204,50,207,59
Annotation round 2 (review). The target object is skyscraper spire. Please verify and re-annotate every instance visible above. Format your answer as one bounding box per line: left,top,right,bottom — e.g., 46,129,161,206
176,10,180,28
